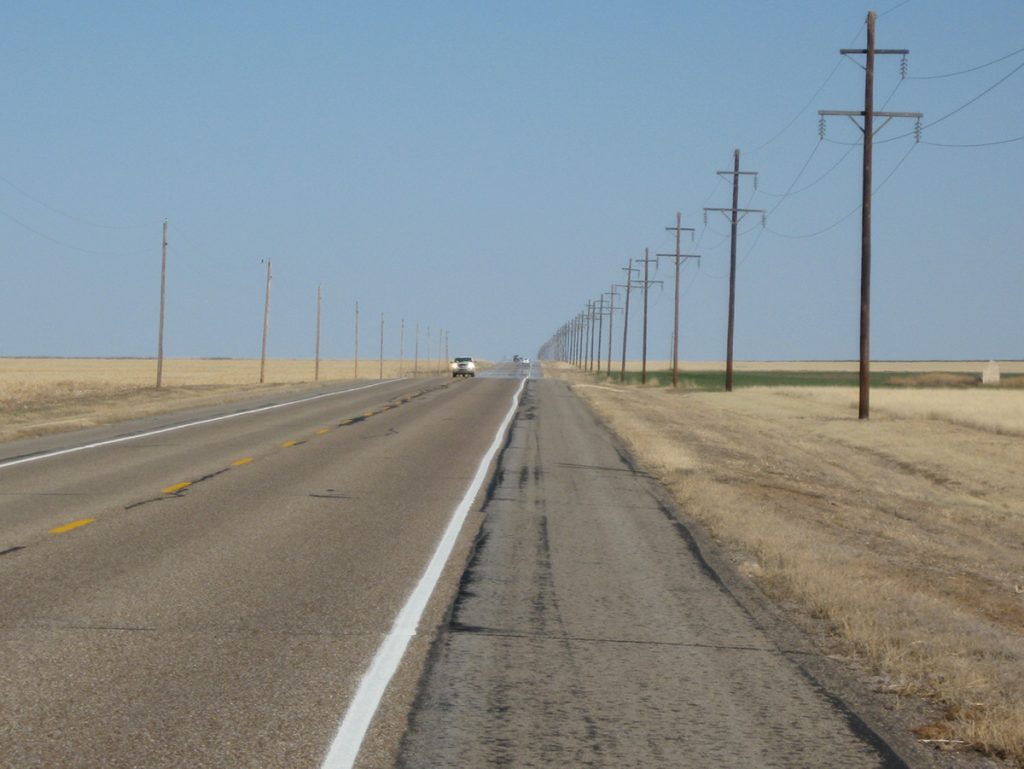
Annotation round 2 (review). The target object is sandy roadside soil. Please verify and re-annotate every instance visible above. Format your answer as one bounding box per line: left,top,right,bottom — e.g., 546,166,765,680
551,364,1024,765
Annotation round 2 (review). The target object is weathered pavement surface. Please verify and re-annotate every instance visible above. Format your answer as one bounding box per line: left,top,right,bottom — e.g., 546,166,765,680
396,378,907,768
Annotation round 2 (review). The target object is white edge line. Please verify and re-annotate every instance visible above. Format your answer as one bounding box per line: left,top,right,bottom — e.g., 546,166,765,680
0,380,398,472
319,376,527,769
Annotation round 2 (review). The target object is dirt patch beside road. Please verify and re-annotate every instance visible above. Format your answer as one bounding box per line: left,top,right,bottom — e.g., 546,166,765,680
554,365,1024,765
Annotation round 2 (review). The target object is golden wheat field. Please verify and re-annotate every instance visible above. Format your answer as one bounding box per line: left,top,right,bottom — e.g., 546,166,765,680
0,357,459,443
548,362,1024,764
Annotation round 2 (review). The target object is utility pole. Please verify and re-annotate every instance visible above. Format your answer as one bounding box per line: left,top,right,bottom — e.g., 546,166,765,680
820,11,920,419
414,321,420,376
436,328,442,375
586,301,597,372
604,286,618,374
657,212,700,388
156,219,168,388
354,301,360,380
379,312,384,380
400,318,405,377
315,285,322,382
636,248,663,385
259,260,272,384
577,310,586,369
705,150,764,392
618,260,639,382
593,298,608,373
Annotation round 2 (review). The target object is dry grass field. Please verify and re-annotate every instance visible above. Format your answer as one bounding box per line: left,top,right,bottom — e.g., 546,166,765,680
0,357,458,443
548,362,1024,764
622,359,1024,374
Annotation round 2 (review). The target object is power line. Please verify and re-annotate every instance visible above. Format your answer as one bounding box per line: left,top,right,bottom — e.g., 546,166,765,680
748,21,867,154
0,173,147,230
766,141,918,240
0,207,144,257
922,134,1024,148
878,0,913,16
908,44,1024,80
867,57,1024,145
749,58,845,154
756,142,857,199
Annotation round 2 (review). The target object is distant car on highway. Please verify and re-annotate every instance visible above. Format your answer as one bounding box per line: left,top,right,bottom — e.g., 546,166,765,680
451,357,476,377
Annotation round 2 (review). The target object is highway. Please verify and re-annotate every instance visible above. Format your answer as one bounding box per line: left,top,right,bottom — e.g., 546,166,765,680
1,362,912,768
0,372,525,768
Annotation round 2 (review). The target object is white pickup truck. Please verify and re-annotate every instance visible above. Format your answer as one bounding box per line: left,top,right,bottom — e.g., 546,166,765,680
450,357,476,377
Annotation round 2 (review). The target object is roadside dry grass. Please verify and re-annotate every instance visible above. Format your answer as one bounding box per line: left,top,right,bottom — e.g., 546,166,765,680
626,360,1024,374
0,358,458,443
549,363,1024,765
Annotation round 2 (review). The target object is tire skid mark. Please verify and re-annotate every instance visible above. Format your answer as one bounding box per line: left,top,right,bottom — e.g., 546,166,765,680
444,623,798,654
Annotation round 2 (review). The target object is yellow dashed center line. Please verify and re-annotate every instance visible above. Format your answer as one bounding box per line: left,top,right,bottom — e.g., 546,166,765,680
315,428,330,435
162,481,192,494
340,419,354,425
50,518,96,534
281,440,298,448
232,457,253,466
362,411,375,418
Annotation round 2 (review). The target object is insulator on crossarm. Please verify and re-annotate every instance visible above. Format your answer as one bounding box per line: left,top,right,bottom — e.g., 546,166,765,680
914,118,922,143
703,210,708,226
900,55,909,79
753,175,758,191
761,212,767,228
818,116,826,140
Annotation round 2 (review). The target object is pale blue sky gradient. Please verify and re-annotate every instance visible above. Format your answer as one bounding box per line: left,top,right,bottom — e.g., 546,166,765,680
2,1,1021,362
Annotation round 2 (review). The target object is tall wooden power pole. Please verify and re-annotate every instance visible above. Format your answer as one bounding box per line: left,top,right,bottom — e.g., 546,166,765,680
705,150,763,392
379,312,384,380
618,260,639,382
259,260,272,384
354,301,360,380
657,212,699,388
604,286,618,374
636,249,663,385
315,285,322,382
156,219,168,388
592,299,601,374
820,11,920,419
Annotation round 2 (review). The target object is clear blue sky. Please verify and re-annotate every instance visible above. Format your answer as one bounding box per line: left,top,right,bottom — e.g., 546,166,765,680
2,1,1021,362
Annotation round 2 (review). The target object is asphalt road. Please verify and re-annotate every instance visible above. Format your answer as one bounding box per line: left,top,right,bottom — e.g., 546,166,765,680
0,374,524,768
2,363,912,768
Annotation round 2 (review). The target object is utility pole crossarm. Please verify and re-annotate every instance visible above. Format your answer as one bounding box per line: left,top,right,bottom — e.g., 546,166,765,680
819,110,922,118
840,48,908,55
